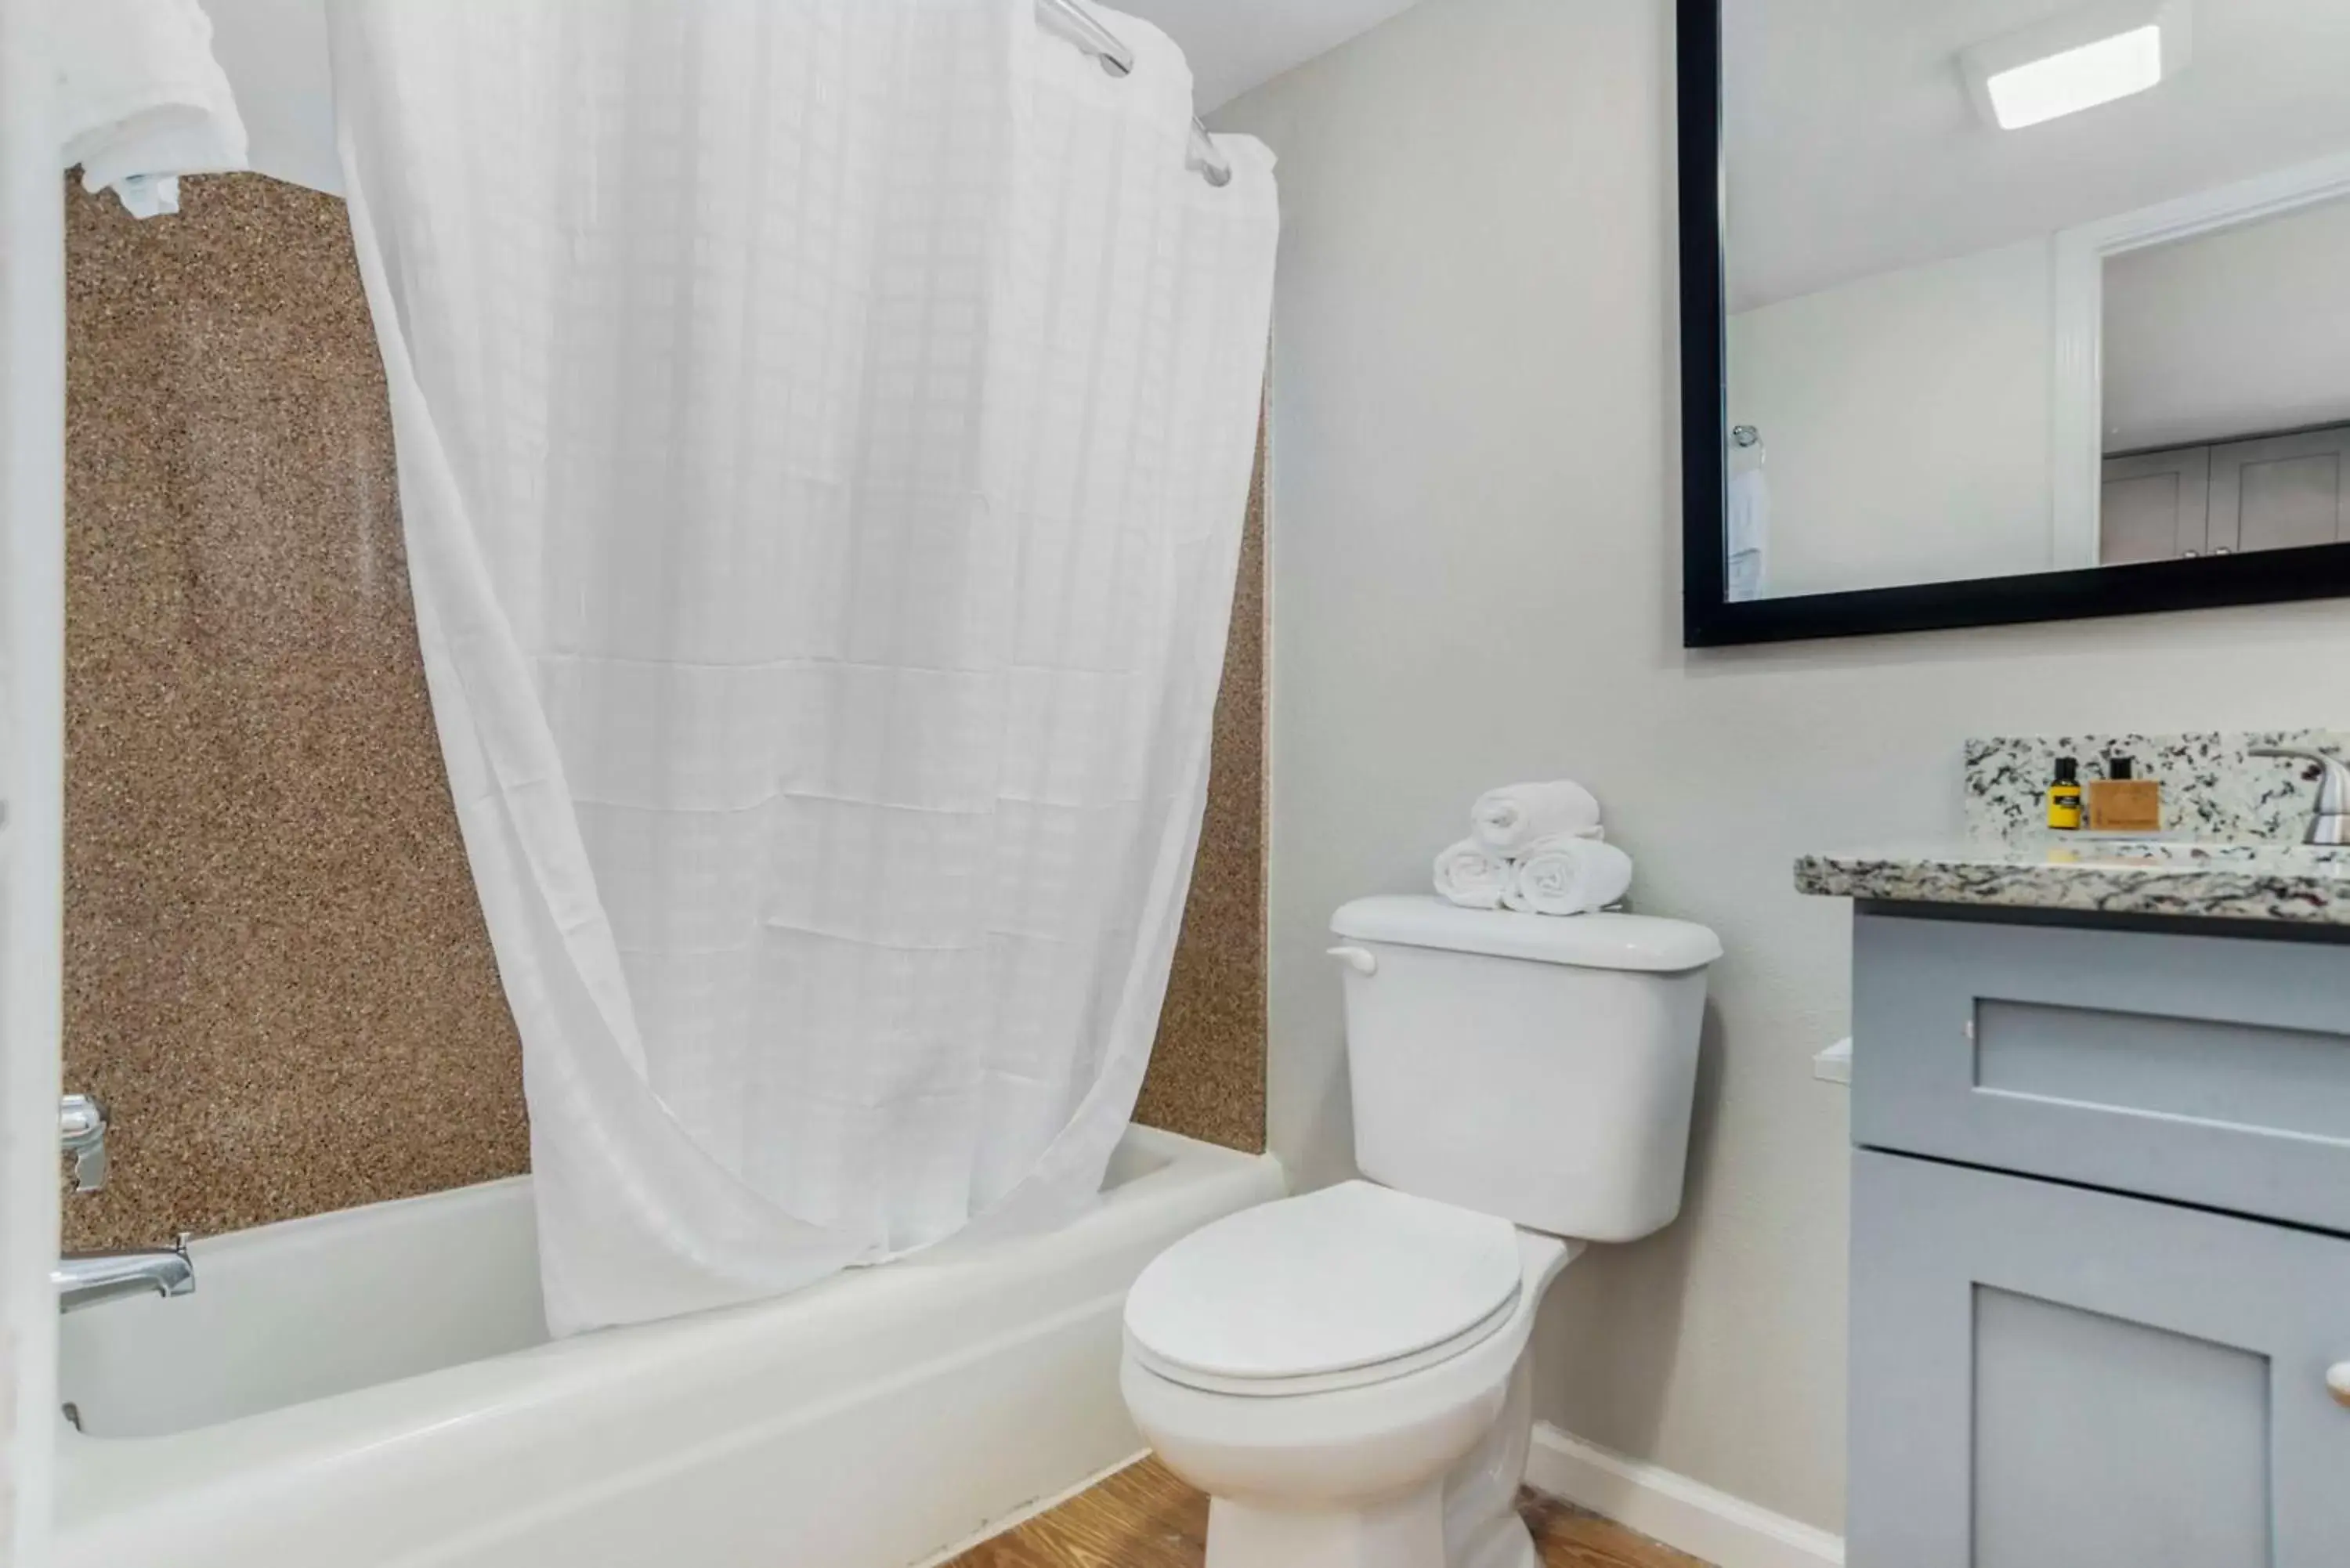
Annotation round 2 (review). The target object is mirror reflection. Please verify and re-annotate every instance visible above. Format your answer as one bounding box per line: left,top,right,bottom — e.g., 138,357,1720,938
1723,0,2350,602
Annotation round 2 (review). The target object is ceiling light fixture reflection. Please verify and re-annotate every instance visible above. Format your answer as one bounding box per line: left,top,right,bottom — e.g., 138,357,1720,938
1961,0,2192,132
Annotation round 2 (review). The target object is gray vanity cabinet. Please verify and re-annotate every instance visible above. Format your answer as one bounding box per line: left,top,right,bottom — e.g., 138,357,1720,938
1846,909,2350,1568
2099,424,2350,563
2210,427,2350,556
2100,446,2210,564
1849,1151,2350,1567
1852,912,2350,1234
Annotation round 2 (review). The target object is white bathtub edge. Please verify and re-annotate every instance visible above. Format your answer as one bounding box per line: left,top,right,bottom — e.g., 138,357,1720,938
59,1124,1285,1568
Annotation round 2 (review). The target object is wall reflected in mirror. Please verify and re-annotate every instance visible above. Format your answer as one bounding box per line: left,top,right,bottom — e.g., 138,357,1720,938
1723,0,2350,602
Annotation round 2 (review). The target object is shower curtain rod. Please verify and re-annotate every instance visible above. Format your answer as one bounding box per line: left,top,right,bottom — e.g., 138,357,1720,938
1034,0,1233,187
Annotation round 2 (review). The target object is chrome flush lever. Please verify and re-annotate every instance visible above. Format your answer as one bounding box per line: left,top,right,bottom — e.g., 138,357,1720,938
60,1095,108,1194
2248,747,2350,847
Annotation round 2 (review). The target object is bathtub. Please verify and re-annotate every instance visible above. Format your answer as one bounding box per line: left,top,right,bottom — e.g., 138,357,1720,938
55,1124,1280,1568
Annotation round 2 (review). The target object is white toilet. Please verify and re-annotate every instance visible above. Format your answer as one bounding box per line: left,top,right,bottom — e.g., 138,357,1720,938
1119,894,1721,1568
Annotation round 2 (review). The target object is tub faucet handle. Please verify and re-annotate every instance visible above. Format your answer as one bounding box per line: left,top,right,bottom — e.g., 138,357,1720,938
60,1094,107,1194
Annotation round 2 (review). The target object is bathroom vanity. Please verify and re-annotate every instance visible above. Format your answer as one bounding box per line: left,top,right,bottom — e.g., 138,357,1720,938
1800,739,2350,1566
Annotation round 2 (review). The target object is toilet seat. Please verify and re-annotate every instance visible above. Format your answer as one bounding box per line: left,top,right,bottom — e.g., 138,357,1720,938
1123,1182,1524,1398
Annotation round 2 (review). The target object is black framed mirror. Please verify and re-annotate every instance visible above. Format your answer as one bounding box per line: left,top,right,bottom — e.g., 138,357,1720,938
1680,0,2350,647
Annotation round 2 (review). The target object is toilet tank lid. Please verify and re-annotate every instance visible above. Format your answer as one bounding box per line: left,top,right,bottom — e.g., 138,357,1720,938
1331,895,1722,972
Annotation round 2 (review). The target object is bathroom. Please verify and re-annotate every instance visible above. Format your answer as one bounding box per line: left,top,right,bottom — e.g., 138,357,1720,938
5,0,2349,1564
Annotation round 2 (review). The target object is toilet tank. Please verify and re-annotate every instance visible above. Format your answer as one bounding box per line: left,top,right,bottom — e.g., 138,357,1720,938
1329,895,1722,1243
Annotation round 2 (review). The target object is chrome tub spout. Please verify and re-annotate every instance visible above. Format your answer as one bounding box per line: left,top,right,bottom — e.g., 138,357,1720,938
55,1234,194,1313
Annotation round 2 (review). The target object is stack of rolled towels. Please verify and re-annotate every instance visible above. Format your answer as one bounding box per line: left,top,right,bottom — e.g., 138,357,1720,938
1433,781,1632,916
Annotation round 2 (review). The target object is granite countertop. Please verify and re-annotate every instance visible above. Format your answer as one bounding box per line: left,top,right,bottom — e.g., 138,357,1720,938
1795,840,2350,928
1799,729,2350,929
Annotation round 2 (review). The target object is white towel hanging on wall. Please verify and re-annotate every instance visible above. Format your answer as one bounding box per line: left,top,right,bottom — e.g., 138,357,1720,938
54,0,248,215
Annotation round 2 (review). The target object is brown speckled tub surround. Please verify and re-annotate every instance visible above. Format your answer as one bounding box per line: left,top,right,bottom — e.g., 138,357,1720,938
62,174,529,1252
1137,426,1270,1154
62,173,1268,1251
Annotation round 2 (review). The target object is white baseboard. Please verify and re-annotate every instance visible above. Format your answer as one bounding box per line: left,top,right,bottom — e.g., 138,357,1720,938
1524,1423,1844,1568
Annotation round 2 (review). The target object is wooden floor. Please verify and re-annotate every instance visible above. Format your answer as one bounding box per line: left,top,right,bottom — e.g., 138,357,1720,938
942,1457,1710,1568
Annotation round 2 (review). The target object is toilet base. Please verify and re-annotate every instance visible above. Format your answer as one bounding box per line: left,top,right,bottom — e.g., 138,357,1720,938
1441,1349,1539,1568
1206,1480,1448,1568
1191,1352,1542,1568
1452,1519,1540,1568
1198,1480,1538,1568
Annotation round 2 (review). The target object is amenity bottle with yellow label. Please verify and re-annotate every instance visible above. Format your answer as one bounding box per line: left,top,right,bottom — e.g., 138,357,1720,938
2046,756,2083,831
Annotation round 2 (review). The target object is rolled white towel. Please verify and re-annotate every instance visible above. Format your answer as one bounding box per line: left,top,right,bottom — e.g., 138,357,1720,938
1470,780,1601,856
1433,839,1513,910
1503,836,1633,917
54,0,249,218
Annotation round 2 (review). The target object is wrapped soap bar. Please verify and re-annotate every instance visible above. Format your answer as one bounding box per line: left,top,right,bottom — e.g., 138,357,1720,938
2086,756,2161,834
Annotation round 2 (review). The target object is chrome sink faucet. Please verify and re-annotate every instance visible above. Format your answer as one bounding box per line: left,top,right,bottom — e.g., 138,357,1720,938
2250,747,2350,847
54,1235,195,1313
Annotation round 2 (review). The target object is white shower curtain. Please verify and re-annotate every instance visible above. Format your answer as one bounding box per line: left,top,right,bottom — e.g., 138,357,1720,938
328,0,1276,1333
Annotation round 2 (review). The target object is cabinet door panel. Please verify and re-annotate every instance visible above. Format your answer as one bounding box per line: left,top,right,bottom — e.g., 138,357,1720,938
2101,446,2210,563
2209,427,2350,554
1849,1151,2350,1568
1971,1287,2270,1566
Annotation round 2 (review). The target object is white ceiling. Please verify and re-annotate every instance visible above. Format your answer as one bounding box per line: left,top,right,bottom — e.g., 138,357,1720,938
1727,0,2350,309
208,0,1420,195
1113,0,1423,110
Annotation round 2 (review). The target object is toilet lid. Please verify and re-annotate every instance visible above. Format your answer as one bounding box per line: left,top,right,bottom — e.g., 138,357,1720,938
1124,1183,1524,1394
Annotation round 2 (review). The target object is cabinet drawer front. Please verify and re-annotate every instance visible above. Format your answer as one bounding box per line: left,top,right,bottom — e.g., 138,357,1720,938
1854,912,2350,1231
1850,1151,2350,1568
